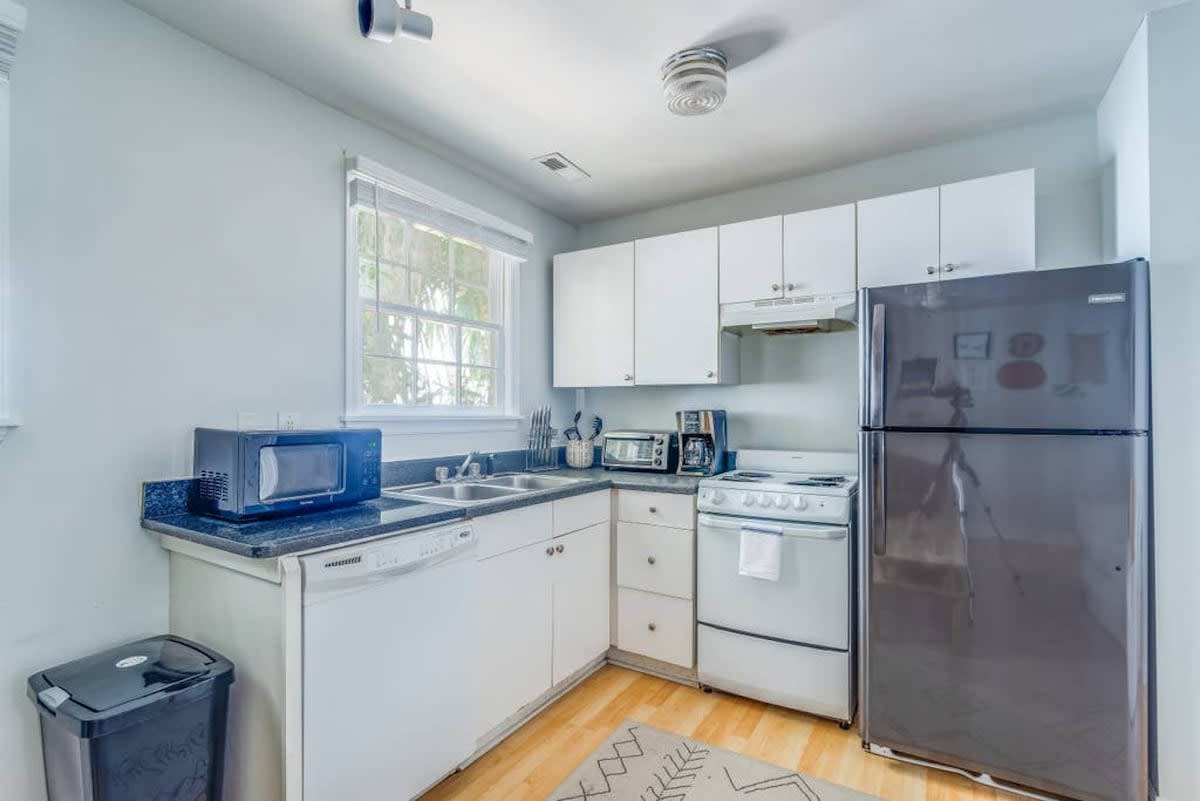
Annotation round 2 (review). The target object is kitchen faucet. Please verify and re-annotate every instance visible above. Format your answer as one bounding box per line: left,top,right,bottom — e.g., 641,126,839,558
456,451,480,479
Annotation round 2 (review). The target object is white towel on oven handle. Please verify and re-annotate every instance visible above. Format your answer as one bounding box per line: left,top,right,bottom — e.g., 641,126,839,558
738,522,783,581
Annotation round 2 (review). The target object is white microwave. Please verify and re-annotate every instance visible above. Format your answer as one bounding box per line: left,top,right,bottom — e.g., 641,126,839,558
600,431,678,472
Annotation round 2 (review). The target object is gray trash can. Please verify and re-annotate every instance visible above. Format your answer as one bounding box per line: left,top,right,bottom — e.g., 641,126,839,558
27,634,234,801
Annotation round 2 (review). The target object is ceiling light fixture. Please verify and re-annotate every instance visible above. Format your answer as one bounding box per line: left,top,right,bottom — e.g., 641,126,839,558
661,46,728,116
358,0,433,44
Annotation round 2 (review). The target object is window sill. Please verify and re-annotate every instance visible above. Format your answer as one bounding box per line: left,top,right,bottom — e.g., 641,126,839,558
342,413,522,435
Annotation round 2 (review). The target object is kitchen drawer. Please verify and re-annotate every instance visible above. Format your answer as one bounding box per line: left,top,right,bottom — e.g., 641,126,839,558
553,490,610,537
616,490,694,530
474,504,553,560
616,522,693,599
616,587,694,668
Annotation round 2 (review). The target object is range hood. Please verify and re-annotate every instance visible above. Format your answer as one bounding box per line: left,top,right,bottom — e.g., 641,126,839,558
720,292,857,335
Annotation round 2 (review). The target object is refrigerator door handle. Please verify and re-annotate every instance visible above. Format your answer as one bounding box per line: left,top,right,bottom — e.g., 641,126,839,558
868,303,885,428
867,432,886,556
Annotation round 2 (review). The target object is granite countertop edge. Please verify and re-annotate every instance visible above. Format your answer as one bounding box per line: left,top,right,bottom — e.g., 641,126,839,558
142,468,701,559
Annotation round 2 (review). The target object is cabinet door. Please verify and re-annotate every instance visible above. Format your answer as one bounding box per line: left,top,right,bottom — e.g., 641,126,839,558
635,228,720,385
553,243,635,387
939,169,1035,281
783,203,856,297
476,540,553,738
857,187,940,288
718,216,783,304
551,523,611,684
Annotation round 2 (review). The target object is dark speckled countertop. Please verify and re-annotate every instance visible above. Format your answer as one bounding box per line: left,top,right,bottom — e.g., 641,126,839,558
142,467,701,559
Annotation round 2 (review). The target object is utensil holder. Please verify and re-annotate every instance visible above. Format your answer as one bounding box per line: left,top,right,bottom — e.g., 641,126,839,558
565,439,594,469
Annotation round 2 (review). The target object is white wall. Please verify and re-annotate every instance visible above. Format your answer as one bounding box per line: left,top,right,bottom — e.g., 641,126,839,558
1144,5,1200,799
575,113,1102,450
1098,20,1151,262
0,1,573,799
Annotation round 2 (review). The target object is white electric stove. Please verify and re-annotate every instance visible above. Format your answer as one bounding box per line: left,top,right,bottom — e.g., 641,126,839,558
695,450,858,727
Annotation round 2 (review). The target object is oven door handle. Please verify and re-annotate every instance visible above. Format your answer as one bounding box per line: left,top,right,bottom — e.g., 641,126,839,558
697,513,847,541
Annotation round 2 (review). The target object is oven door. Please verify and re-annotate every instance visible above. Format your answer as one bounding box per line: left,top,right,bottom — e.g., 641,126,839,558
696,512,850,650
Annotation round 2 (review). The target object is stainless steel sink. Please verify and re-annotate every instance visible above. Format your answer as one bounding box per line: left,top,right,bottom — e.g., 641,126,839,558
394,483,526,505
480,474,588,491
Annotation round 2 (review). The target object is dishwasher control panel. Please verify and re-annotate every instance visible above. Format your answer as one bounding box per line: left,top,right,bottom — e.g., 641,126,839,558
303,524,476,591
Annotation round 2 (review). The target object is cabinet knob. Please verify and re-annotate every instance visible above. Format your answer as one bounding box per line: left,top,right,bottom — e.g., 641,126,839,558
926,265,937,275
647,555,656,565
705,370,715,379
546,546,554,556
786,283,796,291
647,622,657,632
624,374,633,382
771,283,781,291
555,544,564,553
649,506,657,514
943,263,957,273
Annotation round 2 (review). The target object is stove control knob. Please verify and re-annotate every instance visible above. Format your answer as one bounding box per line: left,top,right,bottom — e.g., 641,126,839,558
757,493,771,506
710,490,725,505
743,493,755,507
774,495,789,509
792,496,809,511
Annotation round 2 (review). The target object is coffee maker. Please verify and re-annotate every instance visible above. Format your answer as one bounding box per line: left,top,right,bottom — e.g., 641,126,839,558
676,410,728,476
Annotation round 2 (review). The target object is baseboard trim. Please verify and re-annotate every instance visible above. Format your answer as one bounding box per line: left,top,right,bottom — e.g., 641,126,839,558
606,648,698,687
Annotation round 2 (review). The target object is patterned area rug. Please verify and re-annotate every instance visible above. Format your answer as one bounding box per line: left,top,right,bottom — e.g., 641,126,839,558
547,721,882,801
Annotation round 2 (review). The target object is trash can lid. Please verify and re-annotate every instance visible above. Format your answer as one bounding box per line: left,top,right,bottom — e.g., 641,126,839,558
39,635,221,712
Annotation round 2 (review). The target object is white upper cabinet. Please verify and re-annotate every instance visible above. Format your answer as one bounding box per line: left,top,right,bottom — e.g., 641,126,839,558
857,170,1037,288
553,242,634,388
857,187,941,288
939,169,1035,281
718,216,783,304
635,228,732,385
783,203,857,297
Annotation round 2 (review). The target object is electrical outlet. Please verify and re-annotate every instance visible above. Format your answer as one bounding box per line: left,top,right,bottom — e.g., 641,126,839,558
278,412,301,431
237,412,262,431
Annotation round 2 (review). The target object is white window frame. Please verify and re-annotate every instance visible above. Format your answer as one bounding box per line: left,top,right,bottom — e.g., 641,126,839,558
341,156,530,433
0,0,25,443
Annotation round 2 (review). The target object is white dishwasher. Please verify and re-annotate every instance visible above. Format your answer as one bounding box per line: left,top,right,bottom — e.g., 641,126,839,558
300,522,477,801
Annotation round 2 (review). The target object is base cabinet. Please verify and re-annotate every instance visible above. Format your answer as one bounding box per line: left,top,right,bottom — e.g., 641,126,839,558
552,523,611,684
476,539,554,738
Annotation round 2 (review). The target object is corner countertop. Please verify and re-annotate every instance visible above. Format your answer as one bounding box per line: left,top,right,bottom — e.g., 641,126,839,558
142,468,702,559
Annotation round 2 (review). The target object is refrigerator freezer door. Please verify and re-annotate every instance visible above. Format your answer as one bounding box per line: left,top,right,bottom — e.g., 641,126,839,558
861,430,1150,801
861,260,1149,432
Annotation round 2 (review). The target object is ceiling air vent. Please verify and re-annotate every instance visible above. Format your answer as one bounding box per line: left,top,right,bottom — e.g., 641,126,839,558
533,152,590,183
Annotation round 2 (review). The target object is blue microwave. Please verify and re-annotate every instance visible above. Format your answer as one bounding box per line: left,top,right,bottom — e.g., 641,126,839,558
191,428,381,520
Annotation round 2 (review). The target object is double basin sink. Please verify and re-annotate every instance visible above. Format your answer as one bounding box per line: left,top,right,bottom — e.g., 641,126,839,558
383,473,589,506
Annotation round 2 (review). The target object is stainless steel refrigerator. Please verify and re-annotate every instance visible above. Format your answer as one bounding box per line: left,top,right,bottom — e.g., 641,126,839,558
859,260,1153,801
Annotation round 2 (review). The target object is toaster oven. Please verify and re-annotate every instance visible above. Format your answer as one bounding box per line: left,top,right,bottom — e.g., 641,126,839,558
600,431,678,472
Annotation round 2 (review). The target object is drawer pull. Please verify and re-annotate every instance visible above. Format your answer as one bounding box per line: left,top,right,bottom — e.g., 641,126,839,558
647,622,657,632
648,506,657,513
647,556,656,565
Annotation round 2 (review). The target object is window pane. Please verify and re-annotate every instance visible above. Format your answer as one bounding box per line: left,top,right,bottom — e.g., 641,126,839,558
358,257,377,301
362,356,414,405
461,367,496,408
356,210,376,257
411,225,450,277
415,362,458,406
380,215,407,262
412,272,452,314
455,283,493,323
378,262,409,306
453,240,488,285
363,309,413,358
460,326,496,367
418,319,457,362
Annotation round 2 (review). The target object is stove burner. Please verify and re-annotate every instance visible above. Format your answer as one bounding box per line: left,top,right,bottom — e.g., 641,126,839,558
787,476,848,488
719,471,772,483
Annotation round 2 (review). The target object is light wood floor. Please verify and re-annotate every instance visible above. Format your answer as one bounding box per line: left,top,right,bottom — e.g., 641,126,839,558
424,665,1024,801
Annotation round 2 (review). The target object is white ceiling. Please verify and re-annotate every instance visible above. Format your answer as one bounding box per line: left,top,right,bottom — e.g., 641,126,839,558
126,0,1167,223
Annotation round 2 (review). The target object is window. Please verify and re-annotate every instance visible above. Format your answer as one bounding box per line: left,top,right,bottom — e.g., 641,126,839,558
344,157,530,425
0,1,24,442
